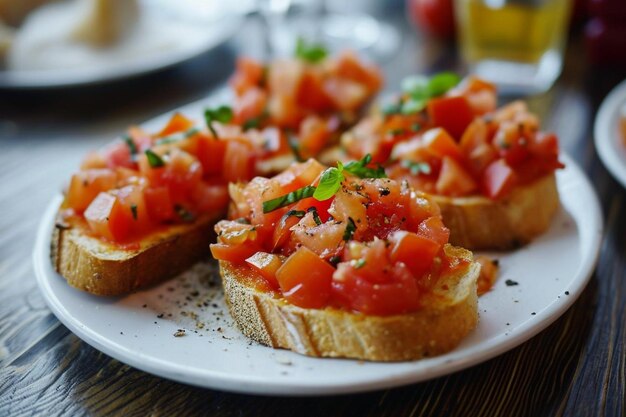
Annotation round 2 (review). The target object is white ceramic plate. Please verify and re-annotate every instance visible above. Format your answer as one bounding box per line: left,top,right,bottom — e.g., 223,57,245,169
33,152,602,395
0,0,242,89
595,79,626,189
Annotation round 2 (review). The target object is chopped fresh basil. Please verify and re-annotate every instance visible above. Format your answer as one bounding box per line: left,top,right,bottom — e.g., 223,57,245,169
295,37,328,63
262,185,316,213
174,205,195,222
204,106,233,138
343,217,356,241
145,149,165,168
401,160,432,175
343,154,387,179
287,131,305,162
382,101,402,116
123,135,137,156
313,164,345,201
155,128,199,145
399,72,461,115
410,123,422,132
308,207,322,225
353,258,366,269
283,209,306,220
388,128,406,136
130,204,138,220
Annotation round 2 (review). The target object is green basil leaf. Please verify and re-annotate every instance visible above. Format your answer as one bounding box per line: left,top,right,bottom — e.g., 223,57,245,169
204,105,233,138
123,135,137,156
343,154,387,179
401,160,432,175
262,185,317,213
313,166,345,201
401,97,427,114
307,207,322,225
427,72,461,97
343,217,356,241
145,149,165,168
295,37,328,63
155,128,200,145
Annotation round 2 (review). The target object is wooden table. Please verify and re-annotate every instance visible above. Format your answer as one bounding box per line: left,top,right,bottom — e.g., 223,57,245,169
1,11,625,417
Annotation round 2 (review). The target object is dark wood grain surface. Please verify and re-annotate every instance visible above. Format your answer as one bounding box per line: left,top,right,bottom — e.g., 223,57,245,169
1,11,625,417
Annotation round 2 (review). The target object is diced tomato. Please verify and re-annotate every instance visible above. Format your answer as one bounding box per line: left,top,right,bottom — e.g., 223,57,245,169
323,78,369,111
210,243,261,263
297,116,332,159
272,158,325,193
229,56,265,96
191,182,229,213
223,140,255,183
421,128,464,162
66,169,117,212
406,190,440,230
144,186,174,222
466,143,498,177
435,156,477,196
138,148,203,203
482,158,517,199
293,195,333,222
459,118,488,154
475,255,499,295
333,51,383,92
529,132,560,158
389,230,440,278
288,215,345,259
272,210,302,251
215,220,260,246
196,134,227,177
275,246,335,309
85,186,149,242
84,192,132,242
245,252,282,288
332,240,421,315
103,141,135,169
268,94,303,129
427,96,474,139
417,216,450,246
127,126,153,152
296,71,334,112
158,113,194,137
233,87,267,125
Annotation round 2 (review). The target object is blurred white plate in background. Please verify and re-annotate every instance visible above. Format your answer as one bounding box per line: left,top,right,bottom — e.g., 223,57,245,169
0,0,243,89
595,78,626,189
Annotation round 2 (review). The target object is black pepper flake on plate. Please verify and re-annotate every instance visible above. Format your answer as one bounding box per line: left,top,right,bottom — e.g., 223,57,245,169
565,291,570,295
174,329,186,337
531,312,536,315
505,279,519,286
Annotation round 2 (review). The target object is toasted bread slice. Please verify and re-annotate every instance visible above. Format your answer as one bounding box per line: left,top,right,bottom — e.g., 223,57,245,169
434,173,559,250
51,211,219,296
219,245,480,362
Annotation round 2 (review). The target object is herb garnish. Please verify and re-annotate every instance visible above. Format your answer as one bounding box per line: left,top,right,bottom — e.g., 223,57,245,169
295,37,328,63
343,217,356,241
401,160,432,175
287,131,305,162
313,162,345,201
410,123,422,132
388,128,406,136
343,154,387,178
262,185,316,213
353,258,366,269
283,209,306,220
307,207,322,225
123,135,137,157
130,204,138,220
204,106,233,138
155,128,199,145
145,149,165,168
398,72,461,114
174,205,195,222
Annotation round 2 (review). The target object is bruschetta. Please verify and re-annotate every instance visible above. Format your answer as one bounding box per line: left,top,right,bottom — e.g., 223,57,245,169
211,158,480,361
341,74,563,249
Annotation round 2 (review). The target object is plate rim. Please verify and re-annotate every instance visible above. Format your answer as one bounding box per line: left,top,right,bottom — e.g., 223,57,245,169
0,11,242,89
594,78,626,189
33,154,603,396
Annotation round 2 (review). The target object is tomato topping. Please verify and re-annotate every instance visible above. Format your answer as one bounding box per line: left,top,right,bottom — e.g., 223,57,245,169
218,161,460,315
421,128,465,162
436,156,477,196
427,96,474,140
275,246,335,309
144,186,174,222
482,159,517,199
245,252,282,288
158,113,194,137
66,169,117,212
84,192,131,242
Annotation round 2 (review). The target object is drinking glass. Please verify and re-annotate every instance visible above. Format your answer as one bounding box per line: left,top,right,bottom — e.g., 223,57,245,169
454,0,572,95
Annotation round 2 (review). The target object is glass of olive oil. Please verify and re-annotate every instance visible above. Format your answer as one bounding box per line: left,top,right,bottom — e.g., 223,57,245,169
455,0,572,94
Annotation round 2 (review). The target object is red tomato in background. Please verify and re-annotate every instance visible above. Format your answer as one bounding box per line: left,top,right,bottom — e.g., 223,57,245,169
407,0,456,40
